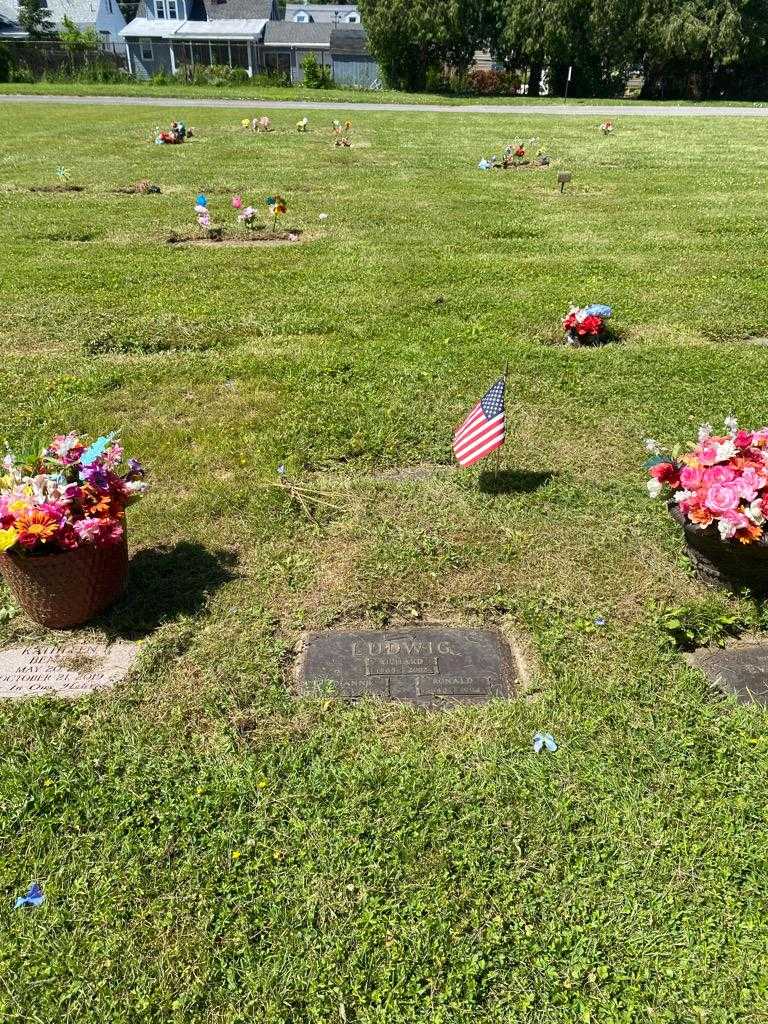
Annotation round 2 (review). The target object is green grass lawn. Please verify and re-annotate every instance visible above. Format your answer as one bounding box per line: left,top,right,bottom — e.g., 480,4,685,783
2,80,764,106
3,103,768,1022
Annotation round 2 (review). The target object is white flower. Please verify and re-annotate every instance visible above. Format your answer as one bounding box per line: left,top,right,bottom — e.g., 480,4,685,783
748,499,765,525
2,454,13,472
724,415,739,435
698,423,713,441
714,440,737,463
647,478,663,498
674,489,694,502
318,213,328,221
718,518,737,540
644,438,661,454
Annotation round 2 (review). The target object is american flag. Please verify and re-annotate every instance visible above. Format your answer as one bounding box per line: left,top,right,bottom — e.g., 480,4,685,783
452,377,506,468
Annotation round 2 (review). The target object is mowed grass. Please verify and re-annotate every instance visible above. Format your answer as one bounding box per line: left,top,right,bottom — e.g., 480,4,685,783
2,104,768,1022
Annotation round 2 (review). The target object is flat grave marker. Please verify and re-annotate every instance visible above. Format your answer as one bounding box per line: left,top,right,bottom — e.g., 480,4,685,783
687,643,768,706
296,626,518,707
0,642,138,700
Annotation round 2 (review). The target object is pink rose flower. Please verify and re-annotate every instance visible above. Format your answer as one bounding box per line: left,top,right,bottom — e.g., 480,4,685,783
704,483,740,514
680,466,705,489
702,465,735,486
232,195,243,209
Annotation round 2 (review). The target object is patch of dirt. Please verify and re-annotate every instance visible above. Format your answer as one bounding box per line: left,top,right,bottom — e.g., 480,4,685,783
166,229,304,247
368,463,455,483
112,182,161,195
494,162,552,173
29,184,85,193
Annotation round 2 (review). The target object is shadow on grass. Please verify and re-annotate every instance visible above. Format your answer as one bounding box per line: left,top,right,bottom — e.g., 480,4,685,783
478,469,554,495
99,542,239,640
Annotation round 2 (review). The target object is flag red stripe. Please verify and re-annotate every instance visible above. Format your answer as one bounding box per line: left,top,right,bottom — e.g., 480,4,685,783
453,413,504,457
453,404,483,443
456,432,505,467
454,421,507,466
453,413,505,460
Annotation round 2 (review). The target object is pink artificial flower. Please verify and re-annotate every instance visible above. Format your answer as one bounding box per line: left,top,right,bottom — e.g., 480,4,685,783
73,518,104,543
680,465,705,489
232,195,243,209
702,465,736,486
197,212,210,228
696,437,737,466
736,467,763,502
734,430,754,449
704,483,740,514
718,509,750,541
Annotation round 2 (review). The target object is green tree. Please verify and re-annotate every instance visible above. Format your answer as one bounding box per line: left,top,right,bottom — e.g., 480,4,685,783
60,15,101,54
357,0,485,90
17,0,55,38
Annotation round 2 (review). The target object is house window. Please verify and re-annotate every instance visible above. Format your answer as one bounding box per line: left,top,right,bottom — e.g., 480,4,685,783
168,0,177,15
140,38,153,60
346,12,358,20
264,48,291,72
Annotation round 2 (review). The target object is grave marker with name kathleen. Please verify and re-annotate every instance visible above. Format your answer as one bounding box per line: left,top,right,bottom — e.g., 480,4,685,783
0,642,138,700
296,626,518,707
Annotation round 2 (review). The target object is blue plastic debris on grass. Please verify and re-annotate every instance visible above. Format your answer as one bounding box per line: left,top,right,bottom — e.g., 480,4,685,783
533,732,558,753
14,883,44,909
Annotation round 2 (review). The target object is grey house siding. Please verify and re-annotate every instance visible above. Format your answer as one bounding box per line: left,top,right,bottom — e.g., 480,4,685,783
126,38,173,78
332,53,377,86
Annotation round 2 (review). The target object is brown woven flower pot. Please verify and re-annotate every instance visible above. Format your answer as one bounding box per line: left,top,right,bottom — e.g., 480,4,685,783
0,534,129,629
669,501,768,595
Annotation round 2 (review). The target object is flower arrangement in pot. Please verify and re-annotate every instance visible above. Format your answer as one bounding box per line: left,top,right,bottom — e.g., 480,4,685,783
0,433,148,628
562,303,612,345
646,419,768,593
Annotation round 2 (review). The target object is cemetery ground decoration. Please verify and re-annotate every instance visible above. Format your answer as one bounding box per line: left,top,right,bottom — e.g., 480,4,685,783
296,626,521,708
562,303,613,346
478,139,552,172
0,432,148,628
29,165,83,193
168,192,302,246
646,418,768,594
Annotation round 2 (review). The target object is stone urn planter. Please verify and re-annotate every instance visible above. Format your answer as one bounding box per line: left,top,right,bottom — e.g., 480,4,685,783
0,534,129,629
669,501,768,595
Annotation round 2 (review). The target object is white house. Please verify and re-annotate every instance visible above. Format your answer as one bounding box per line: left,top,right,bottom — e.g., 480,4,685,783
284,4,360,25
0,0,127,49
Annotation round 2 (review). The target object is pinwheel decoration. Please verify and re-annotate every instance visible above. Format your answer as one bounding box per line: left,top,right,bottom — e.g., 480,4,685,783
266,194,287,231
56,166,70,183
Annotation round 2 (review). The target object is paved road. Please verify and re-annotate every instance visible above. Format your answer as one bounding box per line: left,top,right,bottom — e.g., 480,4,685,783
3,92,768,117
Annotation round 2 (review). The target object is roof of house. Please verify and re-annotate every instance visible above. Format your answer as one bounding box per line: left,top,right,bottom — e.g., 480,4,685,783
0,0,105,23
263,20,331,45
121,13,266,34
121,15,185,34
285,3,359,21
330,26,368,55
0,1,24,35
202,0,273,21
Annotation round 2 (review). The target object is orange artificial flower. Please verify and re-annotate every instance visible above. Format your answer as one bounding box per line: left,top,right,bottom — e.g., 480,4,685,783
737,523,763,544
15,510,59,547
688,506,714,527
